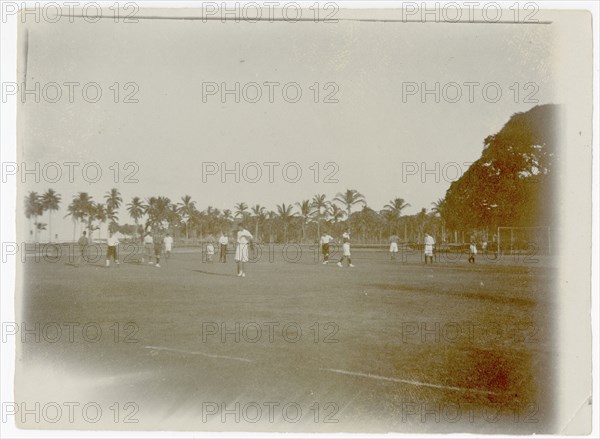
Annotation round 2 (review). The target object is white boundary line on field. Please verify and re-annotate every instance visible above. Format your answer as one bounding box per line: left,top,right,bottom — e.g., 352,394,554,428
144,345,500,396
145,345,254,363
319,367,500,396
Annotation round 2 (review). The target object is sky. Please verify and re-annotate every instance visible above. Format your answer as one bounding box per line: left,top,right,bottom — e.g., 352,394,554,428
16,10,556,241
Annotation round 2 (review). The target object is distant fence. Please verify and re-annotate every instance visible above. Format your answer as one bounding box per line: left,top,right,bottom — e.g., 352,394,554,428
497,226,551,257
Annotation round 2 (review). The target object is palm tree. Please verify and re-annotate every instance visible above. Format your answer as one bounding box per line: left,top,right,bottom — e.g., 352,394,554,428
202,206,222,237
104,188,122,209
276,203,296,243
159,197,172,227
64,202,83,242
234,202,249,223
430,198,444,215
202,206,219,236
328,204,345,237
70,192,95,238
24,191,44,241
127,197,145,242
41,189,61,242
381,209,397,235
417,208,428,241
106,207,119,225
333,189,366,226
251,204,266,242
167,203,182,233
104,188,122,229
354,206,381,243
384,198,411,216
221,209,233,222
93,203,108,239
311,194,330,239
431,198,447,242
190,209,207,239
205,205,216,217
177,195,196,241
143,196,171,231
36,222,47,234
295,199,312,243
384,198,411,240
329,204,345,223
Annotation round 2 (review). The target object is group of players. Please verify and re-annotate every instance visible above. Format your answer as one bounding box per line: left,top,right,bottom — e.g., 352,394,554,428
76,225,477,277
141,232,174,268
88,225,255,277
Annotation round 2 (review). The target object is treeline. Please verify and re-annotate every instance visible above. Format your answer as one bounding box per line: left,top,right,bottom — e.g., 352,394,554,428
25,188,433,244
24,105,557,245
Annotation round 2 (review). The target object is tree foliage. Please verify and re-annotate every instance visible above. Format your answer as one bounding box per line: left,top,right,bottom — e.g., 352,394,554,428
443,104,558,231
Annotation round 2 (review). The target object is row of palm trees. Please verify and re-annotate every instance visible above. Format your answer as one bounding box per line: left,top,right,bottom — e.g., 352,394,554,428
25,187,446,244
24,189,61,242
25,188,122,242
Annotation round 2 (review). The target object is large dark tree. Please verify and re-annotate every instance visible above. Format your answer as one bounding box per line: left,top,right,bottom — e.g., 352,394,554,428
444,104,559,233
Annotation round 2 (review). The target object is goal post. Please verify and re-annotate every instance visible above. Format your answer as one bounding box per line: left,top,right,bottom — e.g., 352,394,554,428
497,226,552,259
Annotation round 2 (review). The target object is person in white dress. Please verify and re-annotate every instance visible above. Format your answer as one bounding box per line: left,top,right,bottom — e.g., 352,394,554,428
337,231,354,268
389,234,399,260
163,233,174,259
234,226,253,277
424,233,435,264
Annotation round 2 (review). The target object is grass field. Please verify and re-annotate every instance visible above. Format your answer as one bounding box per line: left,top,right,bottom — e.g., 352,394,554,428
15,245,557,433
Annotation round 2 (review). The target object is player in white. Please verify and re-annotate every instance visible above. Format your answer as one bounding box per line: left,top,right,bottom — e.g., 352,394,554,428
320,232,333,264
76,231,89,266
153,234,163,267
143,233,154,264
337,231,354,267
163,233,174,259
106,231,120,267
424,233,435,264
389,234,399,260
235,226,253,277
206,241,215,263
468,240,477,264
218,232,229,263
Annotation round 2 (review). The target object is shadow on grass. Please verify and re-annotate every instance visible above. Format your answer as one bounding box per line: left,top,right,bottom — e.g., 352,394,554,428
64,262,109,268
192,269,239,277
368,283,536,307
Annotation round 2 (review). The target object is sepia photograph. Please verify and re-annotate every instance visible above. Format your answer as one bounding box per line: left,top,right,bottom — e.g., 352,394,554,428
0,1,597,436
